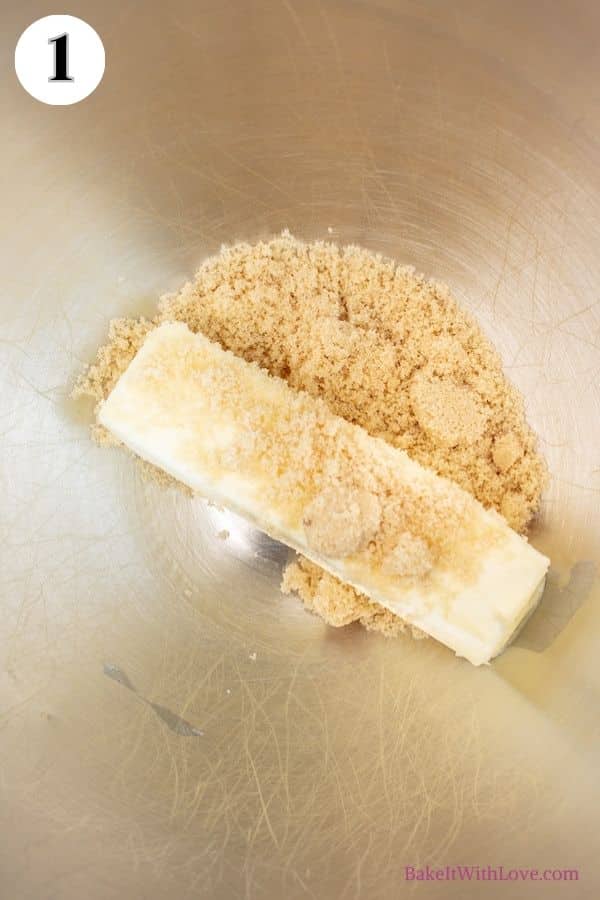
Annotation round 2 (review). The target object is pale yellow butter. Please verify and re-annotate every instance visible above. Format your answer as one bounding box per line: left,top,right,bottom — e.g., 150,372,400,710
99,322,549,665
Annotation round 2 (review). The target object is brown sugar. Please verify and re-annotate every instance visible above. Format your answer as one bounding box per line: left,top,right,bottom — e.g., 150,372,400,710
382,532,433,578
74,232,547,638
281,556,427,639
302,486,381,558
492,431,524,473
409,372,488,448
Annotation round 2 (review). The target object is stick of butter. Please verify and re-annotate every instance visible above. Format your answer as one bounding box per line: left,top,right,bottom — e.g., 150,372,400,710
98,322,549,665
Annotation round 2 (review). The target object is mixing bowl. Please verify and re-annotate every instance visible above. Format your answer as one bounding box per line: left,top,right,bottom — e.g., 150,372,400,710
2,1,599,897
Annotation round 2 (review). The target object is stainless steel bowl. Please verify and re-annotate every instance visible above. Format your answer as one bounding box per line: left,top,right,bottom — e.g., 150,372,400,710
2,1,599,897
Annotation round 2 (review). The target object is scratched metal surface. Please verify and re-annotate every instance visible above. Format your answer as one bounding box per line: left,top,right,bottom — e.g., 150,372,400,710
2,1,600,898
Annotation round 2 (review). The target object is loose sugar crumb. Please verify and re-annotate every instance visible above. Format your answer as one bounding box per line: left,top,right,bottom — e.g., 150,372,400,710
75,232,547,640
281,556,425,639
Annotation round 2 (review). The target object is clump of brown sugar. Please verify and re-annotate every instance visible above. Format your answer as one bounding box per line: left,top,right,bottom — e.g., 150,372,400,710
281,556,428,639
74,232,547,638
302,486,381,558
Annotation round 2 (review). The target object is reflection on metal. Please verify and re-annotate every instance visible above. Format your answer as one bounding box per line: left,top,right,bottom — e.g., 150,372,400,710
103,663,204,736
515,561,597,653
